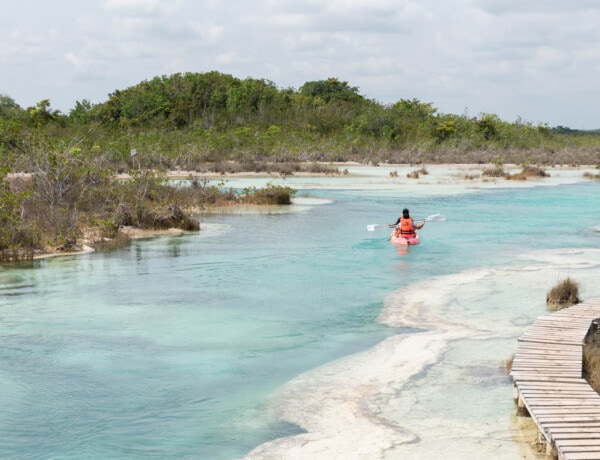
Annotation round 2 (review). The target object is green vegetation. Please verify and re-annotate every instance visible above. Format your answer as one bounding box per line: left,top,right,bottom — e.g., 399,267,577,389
2,70,600,260
3,71,600,170
584,333,600,394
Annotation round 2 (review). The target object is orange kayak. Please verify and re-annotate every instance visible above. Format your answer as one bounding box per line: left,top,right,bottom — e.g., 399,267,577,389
390,233,420,246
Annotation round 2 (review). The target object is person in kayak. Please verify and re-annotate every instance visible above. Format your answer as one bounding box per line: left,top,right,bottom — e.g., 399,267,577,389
388,208,425,239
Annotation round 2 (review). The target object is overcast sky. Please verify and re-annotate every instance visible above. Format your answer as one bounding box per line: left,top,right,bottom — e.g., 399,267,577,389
2,0,599,128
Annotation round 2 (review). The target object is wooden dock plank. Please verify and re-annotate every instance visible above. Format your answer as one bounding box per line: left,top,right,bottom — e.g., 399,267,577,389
516,380,589,386
545,423,600,429
511,376,584,383
533,416,600,425
518,384,596,390
556,440,600,447
546,428,600,438
525,400,600,407
521,394,600,400
511,373,582,379
520,341,581,353
510,298,600,460
531,408,600,415
552,432,600,439
556,453,600,460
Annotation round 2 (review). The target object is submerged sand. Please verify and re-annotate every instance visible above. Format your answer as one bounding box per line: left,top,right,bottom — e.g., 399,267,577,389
244,249,600,459
240,165,599,459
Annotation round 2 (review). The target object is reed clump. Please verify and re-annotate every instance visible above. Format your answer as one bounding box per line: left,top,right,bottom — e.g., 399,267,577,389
482,165,509,178
241,184,296,205
583,171,600,180
406,166,428,179
502,353,515,374
508,165,549,181
546,277,581,310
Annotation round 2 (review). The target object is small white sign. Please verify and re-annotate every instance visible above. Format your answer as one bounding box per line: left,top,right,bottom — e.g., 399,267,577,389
130,149,137,156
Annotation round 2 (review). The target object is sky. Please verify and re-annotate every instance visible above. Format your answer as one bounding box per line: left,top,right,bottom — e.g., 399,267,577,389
1,0,599,129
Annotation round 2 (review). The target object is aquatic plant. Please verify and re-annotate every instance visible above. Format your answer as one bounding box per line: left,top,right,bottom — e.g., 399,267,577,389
406,166,428,179
546,277,581,310
583,171,600,179
241,183,296,205
482,158,509,178
508,164,549,181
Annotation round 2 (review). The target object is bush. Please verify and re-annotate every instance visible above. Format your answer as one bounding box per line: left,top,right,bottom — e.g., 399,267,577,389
583,337,600,394
521,165,549,177
407,166,428,179
0,169,42,260
482,166,508,178
502,353,515,375
583,171,600,180
546,277,581,310
508,165,549,181
242,184,296,205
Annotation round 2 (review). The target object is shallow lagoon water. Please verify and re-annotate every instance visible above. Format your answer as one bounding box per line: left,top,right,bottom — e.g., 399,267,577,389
1,166,600,459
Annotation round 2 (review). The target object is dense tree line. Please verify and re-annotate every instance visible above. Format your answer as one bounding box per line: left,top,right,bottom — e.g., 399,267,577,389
3,71,600,173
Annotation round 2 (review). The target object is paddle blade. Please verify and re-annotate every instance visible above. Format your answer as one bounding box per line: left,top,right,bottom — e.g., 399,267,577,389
424,214,446,222
366,224,377,231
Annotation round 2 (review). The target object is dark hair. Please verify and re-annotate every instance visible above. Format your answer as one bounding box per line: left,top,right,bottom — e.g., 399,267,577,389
402,208,410,218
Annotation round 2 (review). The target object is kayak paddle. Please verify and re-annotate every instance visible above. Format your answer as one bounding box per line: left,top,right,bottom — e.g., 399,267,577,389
416,214,446,223
366,224,390,231
367,214,446,231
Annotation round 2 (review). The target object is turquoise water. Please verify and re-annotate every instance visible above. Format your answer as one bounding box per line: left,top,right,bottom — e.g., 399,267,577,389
1,168,600,459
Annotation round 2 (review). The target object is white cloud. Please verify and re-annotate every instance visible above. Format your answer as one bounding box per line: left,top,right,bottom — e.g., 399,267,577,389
64,51,85,71
1,0,599,128
103,0,159,13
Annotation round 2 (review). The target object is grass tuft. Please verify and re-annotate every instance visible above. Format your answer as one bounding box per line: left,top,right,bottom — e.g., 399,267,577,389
546,277,581,310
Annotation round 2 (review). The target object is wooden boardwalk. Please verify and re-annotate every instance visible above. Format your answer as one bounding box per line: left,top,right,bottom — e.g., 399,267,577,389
511,298,600,459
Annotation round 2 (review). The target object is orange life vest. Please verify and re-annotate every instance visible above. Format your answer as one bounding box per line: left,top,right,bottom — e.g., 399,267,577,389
399,217,415,238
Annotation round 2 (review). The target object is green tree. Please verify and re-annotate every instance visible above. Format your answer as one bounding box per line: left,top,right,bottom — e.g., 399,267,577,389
69,99,94,124
0,168,37,254
299,78,363,103
28,99,61,125
0,94,22,119
433,120,456,143
477,113,501,140
389,98,437,143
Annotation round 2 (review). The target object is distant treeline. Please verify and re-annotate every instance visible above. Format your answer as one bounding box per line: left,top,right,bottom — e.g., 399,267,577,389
2,71,600,169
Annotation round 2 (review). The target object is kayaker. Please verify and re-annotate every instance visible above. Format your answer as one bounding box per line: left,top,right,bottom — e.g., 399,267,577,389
388,208,424,238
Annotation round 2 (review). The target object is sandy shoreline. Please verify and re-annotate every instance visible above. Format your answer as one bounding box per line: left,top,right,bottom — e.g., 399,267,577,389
107,161,600,181
32,227,187,260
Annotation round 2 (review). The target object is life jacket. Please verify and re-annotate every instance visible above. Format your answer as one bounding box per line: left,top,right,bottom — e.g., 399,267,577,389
399,217,415,238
